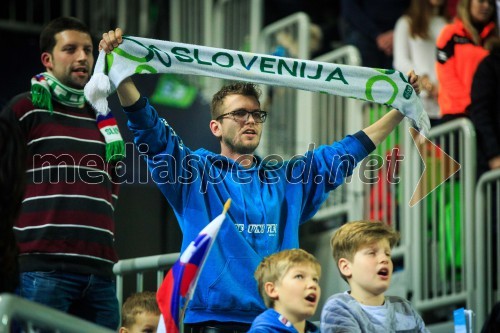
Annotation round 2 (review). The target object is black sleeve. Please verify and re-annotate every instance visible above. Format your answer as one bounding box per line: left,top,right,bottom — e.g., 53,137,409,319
469,55,500,159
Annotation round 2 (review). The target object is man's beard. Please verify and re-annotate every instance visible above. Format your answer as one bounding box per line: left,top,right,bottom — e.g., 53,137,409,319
60,70,89,89
223,136,259,155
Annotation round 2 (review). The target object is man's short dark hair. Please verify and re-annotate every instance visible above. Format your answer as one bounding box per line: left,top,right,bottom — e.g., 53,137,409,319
39,17,91,53
211,82,261,120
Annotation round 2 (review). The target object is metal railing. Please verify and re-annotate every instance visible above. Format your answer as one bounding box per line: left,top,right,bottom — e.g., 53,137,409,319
113,252,179,306
411,118,477,329
0,293,115,333
169,0,264,98
210,0,263,97
168,0,215,95
212,0,262,52
169,0,213,46
0,253,179,332
475,168,500,329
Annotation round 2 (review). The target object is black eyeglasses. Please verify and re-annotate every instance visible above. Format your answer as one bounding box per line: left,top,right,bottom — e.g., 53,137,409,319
216,109,268,123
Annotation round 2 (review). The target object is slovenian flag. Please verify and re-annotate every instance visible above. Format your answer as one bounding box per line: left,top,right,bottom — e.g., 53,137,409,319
156,199,231,333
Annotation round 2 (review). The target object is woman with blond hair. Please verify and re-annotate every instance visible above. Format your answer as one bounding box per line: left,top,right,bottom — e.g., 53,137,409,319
436,0,498,122
394,0,451,126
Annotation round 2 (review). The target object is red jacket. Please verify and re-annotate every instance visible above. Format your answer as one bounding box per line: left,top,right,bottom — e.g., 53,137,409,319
436,18,495,116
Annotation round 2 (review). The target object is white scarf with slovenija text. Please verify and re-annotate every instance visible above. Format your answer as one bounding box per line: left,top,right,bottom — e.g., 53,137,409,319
84,36,430,135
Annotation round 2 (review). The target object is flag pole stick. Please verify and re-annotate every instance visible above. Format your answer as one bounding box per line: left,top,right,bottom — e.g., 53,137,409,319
180,298,189,333
179,303,186,333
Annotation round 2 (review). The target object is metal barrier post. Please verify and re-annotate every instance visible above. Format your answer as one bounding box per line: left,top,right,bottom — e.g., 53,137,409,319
113,252,180,306
475,169,500,329
0,294,114,333
116,274,124,308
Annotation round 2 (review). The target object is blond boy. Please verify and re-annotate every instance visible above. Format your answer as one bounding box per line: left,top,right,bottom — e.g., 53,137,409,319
248,249,321,333
321,220,429,332
119,291,161,333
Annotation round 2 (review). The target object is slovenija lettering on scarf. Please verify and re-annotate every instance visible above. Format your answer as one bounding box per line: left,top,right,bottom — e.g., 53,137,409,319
85,36,430,134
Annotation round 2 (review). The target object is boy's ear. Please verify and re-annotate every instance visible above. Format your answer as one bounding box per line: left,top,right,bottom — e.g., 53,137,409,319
119,327,128,333
264,281,279,300
338,258,352,278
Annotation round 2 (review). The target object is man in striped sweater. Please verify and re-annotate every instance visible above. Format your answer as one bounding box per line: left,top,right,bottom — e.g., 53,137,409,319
0,17,124,330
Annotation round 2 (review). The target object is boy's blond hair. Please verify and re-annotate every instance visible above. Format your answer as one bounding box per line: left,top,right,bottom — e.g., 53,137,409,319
330,220,400,282
121,291,160,328
254,248,321,308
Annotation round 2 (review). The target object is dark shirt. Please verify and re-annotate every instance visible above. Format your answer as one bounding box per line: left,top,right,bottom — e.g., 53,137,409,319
469,47,500,176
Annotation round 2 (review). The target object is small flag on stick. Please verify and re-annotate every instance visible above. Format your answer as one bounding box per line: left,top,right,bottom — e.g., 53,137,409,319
157,199,231,333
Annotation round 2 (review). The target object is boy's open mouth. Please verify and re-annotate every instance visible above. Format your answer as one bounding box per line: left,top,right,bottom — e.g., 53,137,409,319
305,294,317,302
377,268,389,277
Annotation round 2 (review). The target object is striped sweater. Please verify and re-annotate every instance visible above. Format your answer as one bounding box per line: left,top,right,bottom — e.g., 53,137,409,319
1,92,120,276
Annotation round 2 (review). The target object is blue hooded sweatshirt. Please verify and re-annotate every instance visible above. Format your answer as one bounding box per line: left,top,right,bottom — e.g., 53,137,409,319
124,97,374,324
248,309,319,333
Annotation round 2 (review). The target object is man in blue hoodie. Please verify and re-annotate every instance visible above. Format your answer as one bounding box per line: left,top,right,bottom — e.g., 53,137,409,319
100,29,420,332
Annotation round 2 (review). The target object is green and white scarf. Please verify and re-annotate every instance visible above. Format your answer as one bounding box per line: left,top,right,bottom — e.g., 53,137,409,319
31,72,125,162
85,36,430,135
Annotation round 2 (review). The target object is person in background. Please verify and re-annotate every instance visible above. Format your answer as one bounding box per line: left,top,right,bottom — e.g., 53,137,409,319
119,291,161,333
469,42,500,177
340,0,410,68
0,119,26,294
248,249,321,333
394,0,450,127
436,0,498,122
0,17,124,329
321,220,429,333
